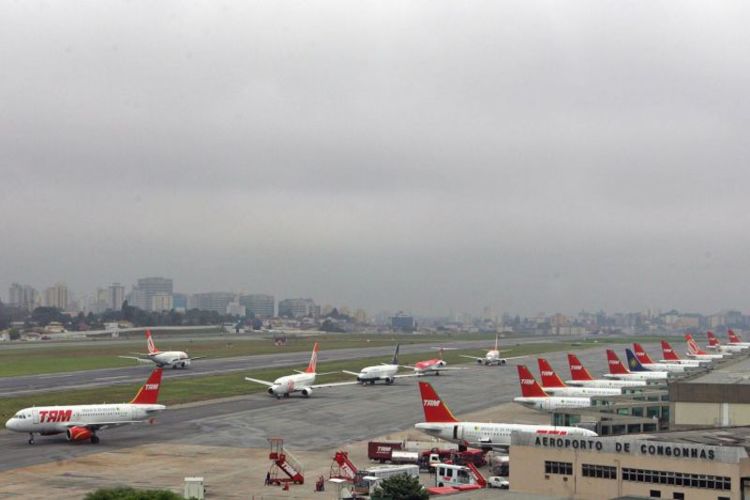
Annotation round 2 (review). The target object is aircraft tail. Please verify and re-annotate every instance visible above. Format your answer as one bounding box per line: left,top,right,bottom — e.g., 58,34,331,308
146,330,159,355
129,368,163,404
661,340,681,361
707,331,720,348
494,334,499,352
305,343,320,373
625,348,648,372
606,349,630,375
418,381,458,423
537,358,566,388
517,365,548,398
633,343,655,364
729,329,743,344
567,353,594,381
391,344,400,365
685,334,706,355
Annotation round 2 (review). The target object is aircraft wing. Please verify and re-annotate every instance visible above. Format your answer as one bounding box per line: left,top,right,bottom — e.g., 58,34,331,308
399,364,417,369
342,370,361,376
244,377,275,387
501,355,528,361
459,355,483,361
309,381,360,388
187,356,207,361
118,356,154,364
66,420,151,430
394,373,420,378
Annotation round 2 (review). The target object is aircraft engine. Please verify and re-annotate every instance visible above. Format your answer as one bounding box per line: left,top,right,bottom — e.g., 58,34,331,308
301,387,313,397
66,426,93,441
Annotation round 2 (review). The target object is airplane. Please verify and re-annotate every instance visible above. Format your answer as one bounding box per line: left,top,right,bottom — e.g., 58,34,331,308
119,330,205,369
402,348,462,376
459,335,526,366
603,349,668,380
728,329,750,347
414,381,596,451
536,358,622,396
513,365,591,410
685,334,727,360
565,353,647,388
5,368,165,445
659,340,710,366
631,343,689,373
706,331,747,353
245,342,350,398
342,344,415,384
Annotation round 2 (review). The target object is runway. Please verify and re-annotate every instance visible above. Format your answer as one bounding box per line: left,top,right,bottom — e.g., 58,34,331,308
0,346,614,472
0,338,550,397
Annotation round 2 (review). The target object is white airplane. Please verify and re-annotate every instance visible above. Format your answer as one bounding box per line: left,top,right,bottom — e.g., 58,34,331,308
536,358,622,396
5,368,165,445
565,353,647,388
513,364,591,411
659,340,711,366
119,330,205,369
459,335,526,366
245,343,349,398
631,343,689,373
707,331,747,353
684,334,726,360
728,329,750,347
414,381,596,450
603,349,668,381
343,344,415,384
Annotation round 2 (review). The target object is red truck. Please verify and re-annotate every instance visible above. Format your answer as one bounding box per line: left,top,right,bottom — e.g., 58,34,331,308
368,441,403,463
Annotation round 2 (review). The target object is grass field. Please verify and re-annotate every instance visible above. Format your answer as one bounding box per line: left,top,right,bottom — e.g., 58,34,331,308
0,340,602,421
0,332,679,378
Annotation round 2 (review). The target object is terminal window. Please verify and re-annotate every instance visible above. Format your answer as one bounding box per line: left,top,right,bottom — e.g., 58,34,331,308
621,468,730,491
582,463,617,480
545,461,572,475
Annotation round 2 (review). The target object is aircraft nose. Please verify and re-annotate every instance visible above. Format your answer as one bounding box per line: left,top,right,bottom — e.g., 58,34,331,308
5,418,17,431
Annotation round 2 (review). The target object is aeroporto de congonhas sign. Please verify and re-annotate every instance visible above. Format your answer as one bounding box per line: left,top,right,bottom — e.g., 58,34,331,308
512,432,748,464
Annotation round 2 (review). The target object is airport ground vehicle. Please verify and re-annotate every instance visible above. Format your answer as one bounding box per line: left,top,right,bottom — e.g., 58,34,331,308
487,476,509,489
353,465,420,496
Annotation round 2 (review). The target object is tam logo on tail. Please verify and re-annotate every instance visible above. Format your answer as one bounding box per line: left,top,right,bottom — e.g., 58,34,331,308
729,330,742,344
146,330,158,354
707,331,719,347
537,358,565,388
517,365,548,398
567,354,594,381
606,350,629,374
130,368,163,405
418,382,458,422
661,340,679,360
685,334,705,355
633,343,655,364
306,343,319,373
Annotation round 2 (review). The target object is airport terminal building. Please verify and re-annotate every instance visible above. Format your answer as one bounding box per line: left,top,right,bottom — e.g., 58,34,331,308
510,427,750,499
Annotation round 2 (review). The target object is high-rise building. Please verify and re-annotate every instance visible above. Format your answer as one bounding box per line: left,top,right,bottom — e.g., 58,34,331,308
391,312,416,332
44,283,69,310
239,294,275,318
108,283,125,311
172,293,188,312
193,292,235,314
8,283,23,307
7,283,38,311
150,293,174,312
278,298,318,318
130,277,173,311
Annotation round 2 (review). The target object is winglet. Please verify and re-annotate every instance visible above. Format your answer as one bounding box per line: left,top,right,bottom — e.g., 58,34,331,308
537,358,566,388
517,365,548,398
129,368,163,404
633,343,655,364
661,340,680,361
567,353,594,381
305,342,319,373
418,381,458,423
606,349,629,375
625,348,647,372
146,330,159,355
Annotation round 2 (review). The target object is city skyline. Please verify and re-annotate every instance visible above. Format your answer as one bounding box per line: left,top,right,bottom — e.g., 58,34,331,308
2,3,750,316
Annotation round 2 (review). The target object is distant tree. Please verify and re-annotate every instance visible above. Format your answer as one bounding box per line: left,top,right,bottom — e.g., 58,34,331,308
83,486,182,499
30,307,67,327
320,319,345,332
371,473,428,500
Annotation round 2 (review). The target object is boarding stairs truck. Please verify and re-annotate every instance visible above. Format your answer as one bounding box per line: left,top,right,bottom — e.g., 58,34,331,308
329,451,358,482
267,437,304,486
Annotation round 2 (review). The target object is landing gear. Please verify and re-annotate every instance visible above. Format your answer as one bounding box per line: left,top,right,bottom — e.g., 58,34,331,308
435,371,441,376
28,433,35,445
172,365,178,369
91,435,100,444
385,378,394,385
283,393,290,398
276,395,282,400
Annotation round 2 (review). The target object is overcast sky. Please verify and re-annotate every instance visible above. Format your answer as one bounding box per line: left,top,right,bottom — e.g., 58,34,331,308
2,1,749,316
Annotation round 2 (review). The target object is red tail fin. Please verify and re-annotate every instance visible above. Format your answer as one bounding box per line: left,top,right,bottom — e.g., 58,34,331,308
729,329,742,344
661,340,681,361
146,330,159,354
537,358,566,388
633,343,655,364
129,368,163,404
418,381,458,423
305,342,319,373
517,365,548,398
707,331,719,347
606,349,629,374
567,353,594,381
685,334,706,355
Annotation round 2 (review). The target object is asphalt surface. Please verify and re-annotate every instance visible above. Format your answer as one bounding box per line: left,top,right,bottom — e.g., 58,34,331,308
0,339,539,397
0,346,616,472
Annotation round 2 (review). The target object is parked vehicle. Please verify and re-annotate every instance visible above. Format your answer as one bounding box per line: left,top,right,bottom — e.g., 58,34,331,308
487,476,509,489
